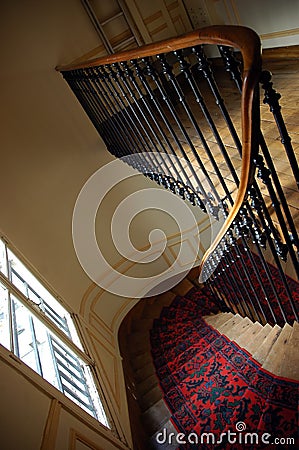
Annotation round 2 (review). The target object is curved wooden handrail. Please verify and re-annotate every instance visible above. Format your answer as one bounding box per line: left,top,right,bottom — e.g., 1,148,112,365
58,25,262,281
57,25,261,72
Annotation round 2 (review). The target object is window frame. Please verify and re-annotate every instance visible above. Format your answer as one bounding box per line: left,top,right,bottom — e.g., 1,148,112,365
0,237,111,429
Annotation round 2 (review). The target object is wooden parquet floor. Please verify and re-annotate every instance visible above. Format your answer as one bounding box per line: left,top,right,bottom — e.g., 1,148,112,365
157,56,299,235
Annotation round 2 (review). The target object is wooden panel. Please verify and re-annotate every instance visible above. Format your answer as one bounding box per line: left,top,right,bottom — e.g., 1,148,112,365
0,358,50,450
55,410,128,450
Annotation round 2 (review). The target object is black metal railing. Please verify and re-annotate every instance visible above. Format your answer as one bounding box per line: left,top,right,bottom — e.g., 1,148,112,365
58,25,298,326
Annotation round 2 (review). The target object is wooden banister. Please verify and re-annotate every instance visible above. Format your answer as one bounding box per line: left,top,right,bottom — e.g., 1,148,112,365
58,25,262,282
56,25,261,71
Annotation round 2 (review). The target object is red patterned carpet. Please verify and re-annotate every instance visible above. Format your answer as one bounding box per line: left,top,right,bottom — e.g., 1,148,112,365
150,288,298,449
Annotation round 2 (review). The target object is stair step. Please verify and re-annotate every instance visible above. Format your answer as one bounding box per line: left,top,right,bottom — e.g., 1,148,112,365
279,321,299,380
171,278,194,296
137,373,158,397
128,331,150,355
140,385,163,412
217,314,243,334
149,419,179,449
142,292,175,319
142,398,171,435
147,296,158,306
234,321,263,347
135,361,156,383
204,312,234,328
131,299,149,321
262,323,293,375
131,351,152,371
187,266,200,283
132,317,154,332
224,316,253,341
246,323,273,354
252,324,282,364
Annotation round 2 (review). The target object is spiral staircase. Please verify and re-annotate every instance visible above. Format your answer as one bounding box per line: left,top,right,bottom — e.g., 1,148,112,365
57,25,299,449
119,271,298,449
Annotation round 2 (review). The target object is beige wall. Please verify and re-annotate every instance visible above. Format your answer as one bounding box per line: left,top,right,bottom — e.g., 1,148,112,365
0,0,133,448
82,0,299,60
196,0,299,48
0,351,130,450
0,1,210,448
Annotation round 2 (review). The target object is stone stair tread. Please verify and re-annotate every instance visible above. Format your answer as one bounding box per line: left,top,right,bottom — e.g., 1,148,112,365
142,293,176,319
131,299,148,321
252,323,282,364
140,385,163,412
262,323,293,375
171,278,194,296
128,330,149,344
204,312,234,328
131,350,153,370
147,296,158,306
277,321,299,380
246,323,273,354
142,398,171,435
217,313,243,334
149,420,178,449
223,316,254,341
234,321,263,347
137,373,159,397
128,331,150,356
135,360,156,383
187,267,201,283
132,317,154,332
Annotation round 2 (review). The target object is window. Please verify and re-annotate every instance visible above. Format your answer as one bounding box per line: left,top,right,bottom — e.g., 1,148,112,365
0,238,109,428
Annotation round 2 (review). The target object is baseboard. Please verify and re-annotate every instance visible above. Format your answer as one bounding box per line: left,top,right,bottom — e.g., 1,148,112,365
262,45,299,60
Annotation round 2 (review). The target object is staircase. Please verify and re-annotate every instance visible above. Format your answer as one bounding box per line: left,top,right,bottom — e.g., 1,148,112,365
119,273,299,449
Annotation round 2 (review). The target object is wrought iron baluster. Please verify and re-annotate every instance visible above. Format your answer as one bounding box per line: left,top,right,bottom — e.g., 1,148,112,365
67,70,142,173
91,67,148,171
258,133,299,252
66,71,108,137
174,49,234,206
110,62,162,173
224,249,263,323
206,278,230,312
261,70,299,188
218,46,299,266
120,60,183,182
157,52,222,211
129,58,207,210
142,56,213,212
192,45,241,185
100,65,157,172
217,259,248,317
230,242,271,324
65,70,135,168
85,69,133,160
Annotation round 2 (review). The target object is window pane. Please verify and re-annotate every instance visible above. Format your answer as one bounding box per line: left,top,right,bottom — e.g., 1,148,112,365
31,316,60,389
8,296,109,427
0,282,10,350
7,249,82,348
49,334,100,419
83,364,110,427
0,240,8,277
11,295,41,374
